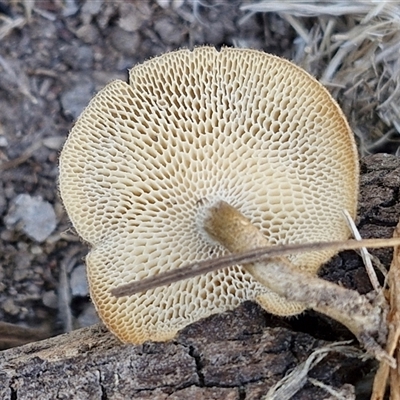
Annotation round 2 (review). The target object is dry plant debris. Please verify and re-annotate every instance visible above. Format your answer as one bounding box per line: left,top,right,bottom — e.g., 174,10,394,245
241,0,400,155
372,221,400,400
60,46,368,346
263,341,362,400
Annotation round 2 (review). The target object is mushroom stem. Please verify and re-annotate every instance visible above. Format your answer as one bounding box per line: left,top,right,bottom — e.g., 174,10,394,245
203,200,393,366
203,200,266,253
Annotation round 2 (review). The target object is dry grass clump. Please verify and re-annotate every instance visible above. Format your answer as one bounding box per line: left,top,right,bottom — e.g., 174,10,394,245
241,1,400,155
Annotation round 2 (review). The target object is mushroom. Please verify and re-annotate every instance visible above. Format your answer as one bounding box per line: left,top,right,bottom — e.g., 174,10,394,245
59,46,359,344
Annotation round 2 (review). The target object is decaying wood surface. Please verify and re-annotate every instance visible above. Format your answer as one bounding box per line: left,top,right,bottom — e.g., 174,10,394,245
1,153,400,400
0,307,362,400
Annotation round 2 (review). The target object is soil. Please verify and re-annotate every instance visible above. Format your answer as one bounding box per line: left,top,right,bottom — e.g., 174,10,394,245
0,1,398,398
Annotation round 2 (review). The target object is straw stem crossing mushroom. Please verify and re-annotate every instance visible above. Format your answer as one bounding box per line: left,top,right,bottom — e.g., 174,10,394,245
60,47,366,348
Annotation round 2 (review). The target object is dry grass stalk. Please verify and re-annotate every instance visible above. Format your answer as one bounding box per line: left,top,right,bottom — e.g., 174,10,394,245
0,15,25,40
263,341,362,400
342,209,381,292
241,0,400,154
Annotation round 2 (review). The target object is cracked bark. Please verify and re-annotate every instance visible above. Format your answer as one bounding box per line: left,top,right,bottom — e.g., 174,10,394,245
0,153,399,400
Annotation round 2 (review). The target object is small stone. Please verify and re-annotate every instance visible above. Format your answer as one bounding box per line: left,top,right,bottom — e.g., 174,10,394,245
75,24,99,44
156,0,184,9
42,291,58,309
77,304,100,327
59,44,94,70
81,0,103,20
30,245,43,255
117,2,151,32
4,194,57,242
153,17,184,45
60,77,94,120
70,264,89,297
13,266,31,282
2,298,19,315
109,27,140,57
62,0,79,17
42,136,65,151
0,135,8,147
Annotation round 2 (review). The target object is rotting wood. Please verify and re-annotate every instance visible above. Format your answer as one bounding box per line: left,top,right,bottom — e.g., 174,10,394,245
0,306,364,400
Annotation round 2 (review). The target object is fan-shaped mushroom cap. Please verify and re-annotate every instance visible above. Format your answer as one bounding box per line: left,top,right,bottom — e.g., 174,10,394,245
59,46,359,344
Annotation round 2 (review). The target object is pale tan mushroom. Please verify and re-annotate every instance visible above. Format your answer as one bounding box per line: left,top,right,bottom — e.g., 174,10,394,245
59,46,359,344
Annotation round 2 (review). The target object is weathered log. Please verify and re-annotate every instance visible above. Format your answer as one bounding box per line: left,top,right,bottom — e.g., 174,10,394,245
0,306,363,399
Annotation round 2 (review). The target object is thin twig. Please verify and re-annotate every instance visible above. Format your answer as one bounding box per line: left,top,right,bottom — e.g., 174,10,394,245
0,141,42,171
111,237,400,297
